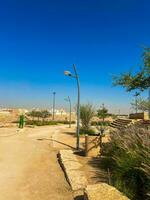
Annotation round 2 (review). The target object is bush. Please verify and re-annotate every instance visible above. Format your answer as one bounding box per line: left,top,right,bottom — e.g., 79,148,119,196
79,127,98,136
26,120,76,126
80,103,95,130
91,121,110,126
57,120,76,125
26,120,58,126
102,126,150,200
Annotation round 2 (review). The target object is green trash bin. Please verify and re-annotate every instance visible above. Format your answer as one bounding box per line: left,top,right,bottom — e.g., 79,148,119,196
19,115,25,129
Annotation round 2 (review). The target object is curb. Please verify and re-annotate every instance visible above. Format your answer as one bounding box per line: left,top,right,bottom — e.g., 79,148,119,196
58,149,88,198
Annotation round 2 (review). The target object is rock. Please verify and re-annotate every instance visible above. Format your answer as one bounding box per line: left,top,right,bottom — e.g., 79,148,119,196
58,150,88,197
84,183,130,200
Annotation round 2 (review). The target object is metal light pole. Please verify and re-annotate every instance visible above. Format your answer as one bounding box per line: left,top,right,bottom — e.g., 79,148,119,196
65,96,72,128
64,64,80,150
134,92,140,114
148,88,150,119
52,92,56,120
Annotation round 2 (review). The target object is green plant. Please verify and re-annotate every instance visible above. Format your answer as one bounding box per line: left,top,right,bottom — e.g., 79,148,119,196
26,120,76,126
102,126,150,200
91,121,110,126
131,97,150,112
80,103,95,131
113,47,150,91
28,110,51,121
40,110,51,121
79,127,96,136
97,105,109,121
57,120,76,124
26,120,57,126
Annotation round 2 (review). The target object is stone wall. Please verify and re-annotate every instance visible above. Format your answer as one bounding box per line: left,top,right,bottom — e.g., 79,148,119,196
84,183,130,200
129,112,149,120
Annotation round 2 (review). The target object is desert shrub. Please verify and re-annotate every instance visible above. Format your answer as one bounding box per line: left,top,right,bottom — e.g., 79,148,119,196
26,120,58,126
57,120,76,124
91,121,110,126
102,126,150,200
80,103,95,131
79,127,97,136
26,120,76,126
97,105,109,121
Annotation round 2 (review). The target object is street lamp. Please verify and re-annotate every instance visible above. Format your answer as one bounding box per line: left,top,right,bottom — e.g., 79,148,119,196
148,88,150,119
52,92,56,120
65,96,72,128
134,92,140,114
64,64,80,150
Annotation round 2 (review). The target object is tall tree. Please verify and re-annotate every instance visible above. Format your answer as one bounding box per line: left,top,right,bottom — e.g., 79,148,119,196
113,48,150,92
113,47,150,117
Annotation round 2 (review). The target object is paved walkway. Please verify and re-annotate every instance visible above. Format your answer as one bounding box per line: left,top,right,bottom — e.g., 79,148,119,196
0,126,73,200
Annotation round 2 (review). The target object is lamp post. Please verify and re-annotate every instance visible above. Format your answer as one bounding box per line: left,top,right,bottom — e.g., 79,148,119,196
64,64,80,150
148,88,150,119
65,96,72,128
52,92,56,120
134,92,140,114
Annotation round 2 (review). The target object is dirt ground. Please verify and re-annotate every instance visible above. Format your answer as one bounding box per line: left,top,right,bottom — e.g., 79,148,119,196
0,126,74,200
0,125,109,200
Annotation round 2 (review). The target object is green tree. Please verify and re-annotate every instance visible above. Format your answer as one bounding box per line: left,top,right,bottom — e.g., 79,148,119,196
97,104,109,121
113,47,150,91
80,103,95,131
28,110,37,121
131,97,150,112
40,110,50,122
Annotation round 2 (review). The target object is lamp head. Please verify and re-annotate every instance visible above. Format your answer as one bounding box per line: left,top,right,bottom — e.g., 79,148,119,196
64,71,72,76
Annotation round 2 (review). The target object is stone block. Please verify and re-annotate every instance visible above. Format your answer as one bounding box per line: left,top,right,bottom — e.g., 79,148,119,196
84,183,130,200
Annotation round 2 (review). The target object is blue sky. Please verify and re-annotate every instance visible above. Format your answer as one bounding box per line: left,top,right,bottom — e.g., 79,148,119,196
0,0,149,113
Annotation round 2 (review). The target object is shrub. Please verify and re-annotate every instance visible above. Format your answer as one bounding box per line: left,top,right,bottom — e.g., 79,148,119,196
97,104,109,121
80,103,95,131
26,120,57,126
102,126,150,200
79,127,97,136
26,120,76,126
57,120,76,125
91,121,110,126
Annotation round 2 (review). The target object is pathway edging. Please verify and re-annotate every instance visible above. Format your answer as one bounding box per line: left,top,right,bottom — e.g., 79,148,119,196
58,149,88,198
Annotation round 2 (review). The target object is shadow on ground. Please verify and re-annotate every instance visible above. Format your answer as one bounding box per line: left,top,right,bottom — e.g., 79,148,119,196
74,195,84,200
87,156,109,183
37,138,75,149
63,131,76,137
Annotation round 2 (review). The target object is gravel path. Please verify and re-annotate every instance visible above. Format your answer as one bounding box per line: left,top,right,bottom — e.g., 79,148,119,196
0,126,73,200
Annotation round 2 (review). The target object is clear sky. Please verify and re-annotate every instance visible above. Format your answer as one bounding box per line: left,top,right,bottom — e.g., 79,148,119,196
0,0,149,113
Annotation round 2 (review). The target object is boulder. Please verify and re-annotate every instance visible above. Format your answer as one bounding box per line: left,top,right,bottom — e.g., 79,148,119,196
84,183,130,200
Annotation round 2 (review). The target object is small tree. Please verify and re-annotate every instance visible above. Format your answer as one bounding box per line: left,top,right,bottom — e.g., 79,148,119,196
40,110,51,122
97,104,109,121
35,111,42,121
28,110,38,121
80,103,95,131
131,97,150,112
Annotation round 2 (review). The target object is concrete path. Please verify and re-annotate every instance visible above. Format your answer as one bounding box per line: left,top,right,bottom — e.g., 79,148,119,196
0,126,73,200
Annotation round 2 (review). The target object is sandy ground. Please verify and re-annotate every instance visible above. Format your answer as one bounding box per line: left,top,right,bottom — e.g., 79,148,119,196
0,126,74,200
0,125,109,200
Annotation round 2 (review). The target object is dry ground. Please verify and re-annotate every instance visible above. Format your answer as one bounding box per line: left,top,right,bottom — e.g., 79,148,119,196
0,125,109,200
0,126,74,200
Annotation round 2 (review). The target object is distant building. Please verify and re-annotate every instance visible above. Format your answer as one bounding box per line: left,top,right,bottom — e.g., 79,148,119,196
0,108,29,115
49,108,67,116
